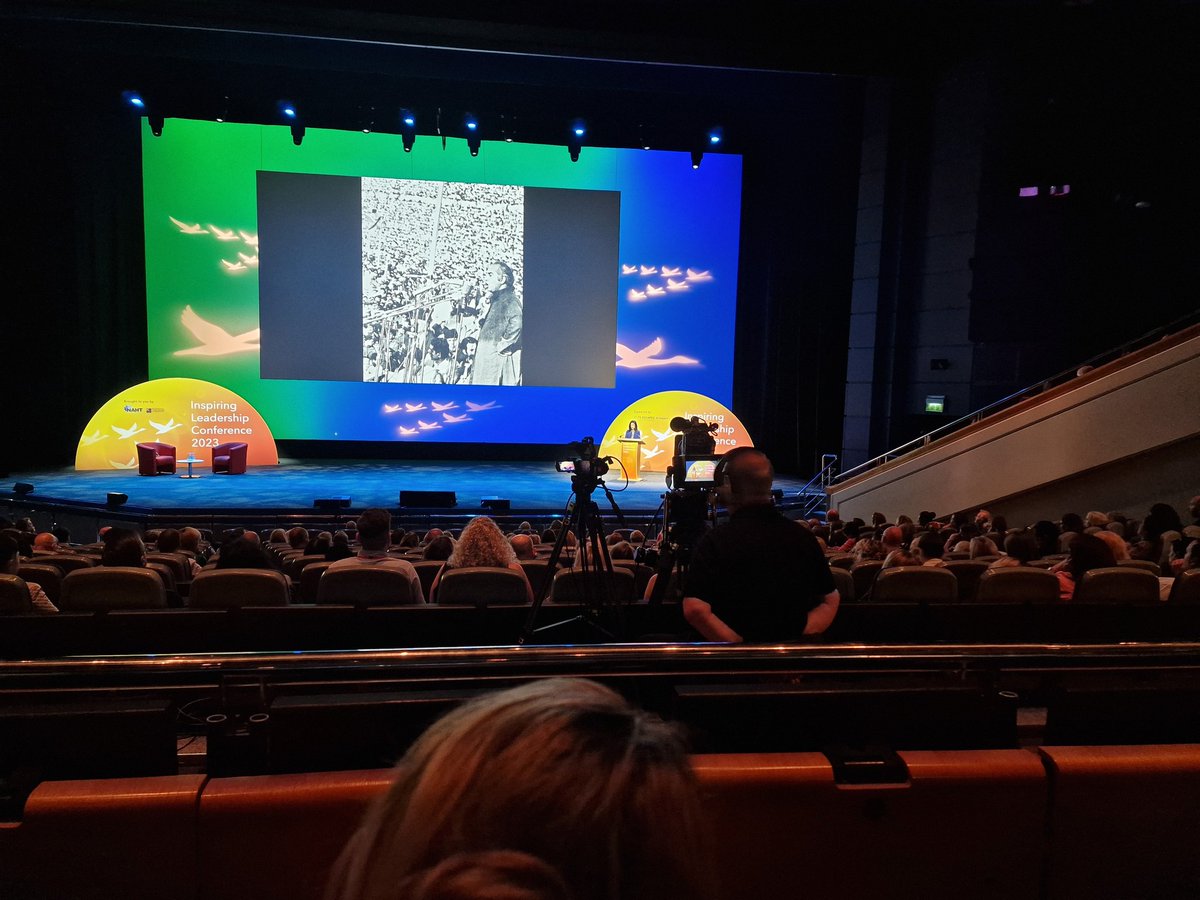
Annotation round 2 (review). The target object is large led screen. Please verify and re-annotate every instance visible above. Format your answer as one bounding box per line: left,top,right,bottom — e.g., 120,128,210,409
143,119,742,444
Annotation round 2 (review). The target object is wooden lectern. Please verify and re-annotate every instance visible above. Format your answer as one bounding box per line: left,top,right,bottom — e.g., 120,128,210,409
618,438,644,481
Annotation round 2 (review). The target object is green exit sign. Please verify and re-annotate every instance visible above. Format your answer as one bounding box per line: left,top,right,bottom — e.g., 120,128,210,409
925,395,945,414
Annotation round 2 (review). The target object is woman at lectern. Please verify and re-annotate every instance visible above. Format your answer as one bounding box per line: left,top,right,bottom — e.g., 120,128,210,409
623,420,641,440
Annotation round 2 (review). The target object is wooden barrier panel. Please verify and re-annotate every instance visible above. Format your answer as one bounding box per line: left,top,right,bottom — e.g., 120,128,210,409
0,775,206,900
1041,744,1200,900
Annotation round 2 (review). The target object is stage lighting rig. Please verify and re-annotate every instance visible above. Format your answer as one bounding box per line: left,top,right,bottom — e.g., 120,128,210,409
291,123,305,146
148,113,165,137
400,109,416,152
691,149,703,169
567,119,586,162
464,113,480,156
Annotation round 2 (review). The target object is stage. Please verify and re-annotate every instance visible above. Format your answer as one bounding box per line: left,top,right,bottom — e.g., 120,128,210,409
3,458,820,539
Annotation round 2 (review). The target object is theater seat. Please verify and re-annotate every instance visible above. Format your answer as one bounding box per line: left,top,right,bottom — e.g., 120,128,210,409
60,567,167,611
317,567,425,606
17,563,63,606
549,568,635,605
976,566,1060,603
1073,566,1160,604
1168,569,1200,604
435,567,529,606
869,566,958,603
136,441,176,476
0,574,34,614
944,560,990,601
299,561,333,604
190,569,291,608
829,566,854,603
850,559,882,600
212,441,248,475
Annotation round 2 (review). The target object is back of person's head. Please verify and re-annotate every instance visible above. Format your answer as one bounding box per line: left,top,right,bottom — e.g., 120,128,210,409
328,678,712,900
33,532,58,552
1094,529,1129,561
1067,533,1117,581
914,531,944,561
629,530,645,544
0,535,20,573
216,536,272,569
450,517,514,568
609,540,635,561
102,531,146,567
852,538,884,562
881,526,904,549
605,532,622,546
357,509,392,551
917,511,936,527
400,532,421,549
882,549,921,569
51,526,71,543
156,528,181,553
715,447,774,506
424,535,455,561
269,528,288,544
509,534,536,561
540,529,556,544
180,527,203,552
1060,512,1085,535
287,526,310,550
969,536,999,558
1003,531,1040,563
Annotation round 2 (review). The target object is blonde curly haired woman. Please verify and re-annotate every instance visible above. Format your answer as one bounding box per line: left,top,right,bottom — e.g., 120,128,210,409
326,678,714,900
428,516,534,603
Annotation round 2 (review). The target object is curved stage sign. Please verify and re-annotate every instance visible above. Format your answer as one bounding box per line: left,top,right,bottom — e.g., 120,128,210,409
75,377,278,471
601,390,752,478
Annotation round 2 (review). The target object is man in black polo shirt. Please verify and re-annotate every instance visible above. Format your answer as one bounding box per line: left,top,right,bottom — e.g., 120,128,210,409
682,448,839,642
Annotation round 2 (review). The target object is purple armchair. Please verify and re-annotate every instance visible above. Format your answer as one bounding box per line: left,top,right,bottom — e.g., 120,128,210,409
212,441,248,475
136,442,176,476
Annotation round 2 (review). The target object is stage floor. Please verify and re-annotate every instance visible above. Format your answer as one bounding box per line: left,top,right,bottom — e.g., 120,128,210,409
7,458,813,518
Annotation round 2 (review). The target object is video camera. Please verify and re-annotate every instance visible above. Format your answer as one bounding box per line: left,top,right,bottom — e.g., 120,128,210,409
556,436,613,488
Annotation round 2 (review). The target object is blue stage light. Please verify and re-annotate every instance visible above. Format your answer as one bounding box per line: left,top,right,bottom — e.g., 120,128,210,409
123,91,145,109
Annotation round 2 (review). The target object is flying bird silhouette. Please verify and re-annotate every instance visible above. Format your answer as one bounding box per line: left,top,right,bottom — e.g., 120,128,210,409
110,455,139,470
417,420,441,430
237,252,259,266
442,412,470,423
398,426,418,436
239,230,259,247
111,423,145,440
615,338,699,369
175,305,261,357
169,216,208,235
405,402,426,412
465,401,498,411
221,259,247,272
431,401,458,411
652,428,676,443
383,403,402,413
627,288,647,302
149,418,182,436
79,429,109,447
666,278,690,292
642,446,665,460
639,265,658,276
621,264,638,275
645,285,666,297
686,268,713,281
209,225,239,241
661,265,682,276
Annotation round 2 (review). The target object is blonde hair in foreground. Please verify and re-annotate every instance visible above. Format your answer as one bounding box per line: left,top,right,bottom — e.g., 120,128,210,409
327,678,713,900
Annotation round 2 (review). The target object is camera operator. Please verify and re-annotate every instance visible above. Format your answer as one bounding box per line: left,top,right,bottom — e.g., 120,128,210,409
682,447,839,642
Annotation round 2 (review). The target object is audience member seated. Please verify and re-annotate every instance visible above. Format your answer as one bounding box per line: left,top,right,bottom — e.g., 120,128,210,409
326,678,710,900
851,537,885,563
609,540,635,561
969,536,1000,558
430,517,533,604
327,531,355,561
682,448,838,642
880,526,904,557
990,532,1041,569
307,531,334,556
1094,529,1129,562
215,536,275,570
1,534,57,613
881,549,921,569
914,531,948,567
101,529,147,568
32,532,58,553
328,508,424,603
286,526,310,552
179,526,208,564
155,528,203,577
424,535,455,562
268,528,288,545
1055,533,1118,600
510,533,537,561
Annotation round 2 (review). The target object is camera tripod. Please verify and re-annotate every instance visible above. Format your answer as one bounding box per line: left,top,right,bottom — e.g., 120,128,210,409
519,474,629,645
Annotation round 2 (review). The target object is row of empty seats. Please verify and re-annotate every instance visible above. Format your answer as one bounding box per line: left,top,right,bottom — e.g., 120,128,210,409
2,745,1197,900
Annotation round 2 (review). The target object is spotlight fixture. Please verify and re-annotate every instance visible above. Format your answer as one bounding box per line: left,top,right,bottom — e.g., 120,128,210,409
148,113,165,137
707,126,724,147
291,123,305,146
690,149,703,169
400,109,416,152
215,96,229,123
278,100,298,121
567,119,585,162
121,90,145,109
464,113,480,156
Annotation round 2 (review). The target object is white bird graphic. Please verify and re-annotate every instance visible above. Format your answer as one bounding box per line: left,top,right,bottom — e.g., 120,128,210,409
209,225,239,241
639,265,658,276
149,418,182,436
442,412,470,423
615,338,700,369
621,264,638,275
661,265,682,276
628,288,647,302
175,305,261,357
237,252,259,267
652,428,676,443
642,446,665,460
466,401,497,411
80,429,109,447
169,216,208,235
431,401,458,411
383,403,402,413
398,426,418,436
418,420,441,430
405,402,426,412
645,285,666,297
239,230,259,248
666,278,690,292
111,422,145,440
110,455,139,470
221,259,247,273
686,268,713,281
